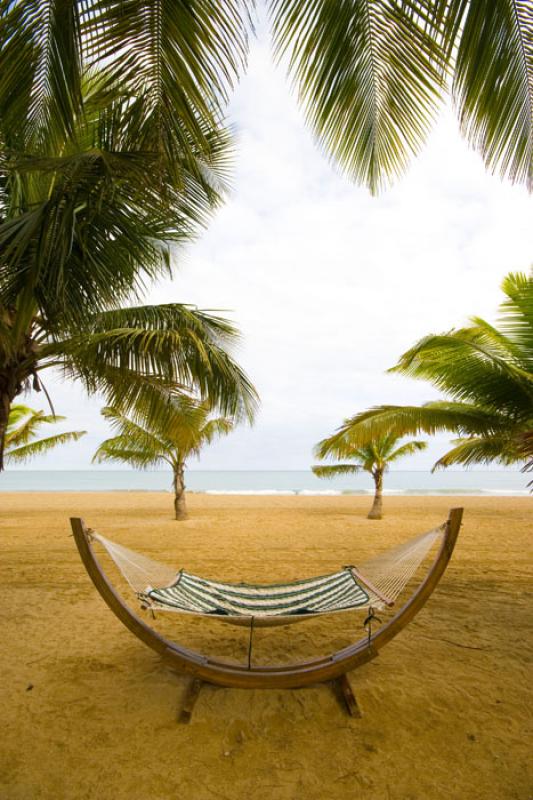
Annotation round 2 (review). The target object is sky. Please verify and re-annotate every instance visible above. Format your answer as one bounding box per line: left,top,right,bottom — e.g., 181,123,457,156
18,26,533,471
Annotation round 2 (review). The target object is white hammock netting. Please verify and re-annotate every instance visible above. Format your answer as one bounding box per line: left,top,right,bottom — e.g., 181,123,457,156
89,523,445,622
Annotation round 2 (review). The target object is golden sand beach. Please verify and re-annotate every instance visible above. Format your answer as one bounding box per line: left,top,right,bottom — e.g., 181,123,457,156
0,492,531,800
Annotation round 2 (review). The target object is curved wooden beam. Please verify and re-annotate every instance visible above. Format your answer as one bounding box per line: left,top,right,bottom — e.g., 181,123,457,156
70,508,462,689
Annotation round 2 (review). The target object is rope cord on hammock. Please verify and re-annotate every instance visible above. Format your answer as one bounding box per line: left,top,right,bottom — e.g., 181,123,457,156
88,523,445,620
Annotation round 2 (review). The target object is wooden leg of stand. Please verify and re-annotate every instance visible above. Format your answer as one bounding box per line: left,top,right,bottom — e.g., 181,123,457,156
179,677,203,723
337,674,362,718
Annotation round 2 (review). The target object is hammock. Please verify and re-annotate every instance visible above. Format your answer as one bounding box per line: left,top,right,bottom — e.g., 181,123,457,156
72,509,463,720
89,523,445,623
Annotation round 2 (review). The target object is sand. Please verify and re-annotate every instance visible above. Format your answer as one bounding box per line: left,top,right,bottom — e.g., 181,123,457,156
0,492,531,800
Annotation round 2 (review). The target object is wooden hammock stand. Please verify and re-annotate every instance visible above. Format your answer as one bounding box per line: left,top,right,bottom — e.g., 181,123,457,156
70,507,462,722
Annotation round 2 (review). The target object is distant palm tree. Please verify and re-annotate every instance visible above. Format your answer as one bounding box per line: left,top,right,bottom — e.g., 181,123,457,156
5,405,85,464
313,432,427,519
327,272,533,475
93,398,234,520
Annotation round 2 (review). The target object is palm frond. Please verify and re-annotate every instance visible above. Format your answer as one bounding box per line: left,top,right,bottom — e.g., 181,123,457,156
313,424,425,479
389,329,533,417
451,0,533,190
196,416,234,447
323,402,508,451
516,430,533,476
5,403,34,430
6,429,85,462
312,463,362,478
92,436,168,469
346,270,533,471
499,271,533,359
99,406,172,456
52,303,258,423
270,0,447,193
387,439,428,461
432,434,523,470
0,0,83,149
82,0,250,177
94,394,236,470
5,405,66,447
0,148,205,321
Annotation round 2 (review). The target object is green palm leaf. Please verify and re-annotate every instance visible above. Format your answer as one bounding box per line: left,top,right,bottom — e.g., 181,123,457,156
0,0,83,148
82,0,250,171
270,0,447,194
388,439,428,460
335,402,510,448
451,0,533,190
48,303,258,423
93,436,170,470
338,270,533,474
4,404,85,464
311,463,362,478
5,405,66,448
98,406,172,458
195,416,234,449
432,434,522,470
6,429,86,462
0,148,215,322
5,403,36,432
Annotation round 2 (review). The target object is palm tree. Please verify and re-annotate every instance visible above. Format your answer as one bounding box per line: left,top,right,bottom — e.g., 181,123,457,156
5,404,85,464
0,2,531,197
0,63,257,471
2,3,530,464
93,397,235,520
313,432,427,519
2,2,530,462
0,299,257,472
326,272,533,474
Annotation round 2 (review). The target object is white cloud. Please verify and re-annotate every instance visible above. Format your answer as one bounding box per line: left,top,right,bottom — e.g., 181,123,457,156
16,34,533,471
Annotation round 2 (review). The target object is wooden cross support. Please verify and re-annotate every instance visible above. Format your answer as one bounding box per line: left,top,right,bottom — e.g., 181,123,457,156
179,677,204,723
336,674,362,718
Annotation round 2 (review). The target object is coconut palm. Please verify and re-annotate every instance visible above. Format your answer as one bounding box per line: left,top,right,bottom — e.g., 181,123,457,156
0,64,257,471
0,2,531,196
5,404,85,463
93,397,235,520
326,272,533,474
2,1,530,462
313,432,427,519
0,298,257,472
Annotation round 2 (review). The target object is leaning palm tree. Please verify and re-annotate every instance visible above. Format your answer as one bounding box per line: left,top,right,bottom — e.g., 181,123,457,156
0,68,257,471
93,398,234,520
313,432,427,519
325,272,533,474
5,404,86,464
0,2,531,197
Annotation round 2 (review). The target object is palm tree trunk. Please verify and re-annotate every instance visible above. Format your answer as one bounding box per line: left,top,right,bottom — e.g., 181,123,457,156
0,377,17,472
173,462,188,520
368,469,383,520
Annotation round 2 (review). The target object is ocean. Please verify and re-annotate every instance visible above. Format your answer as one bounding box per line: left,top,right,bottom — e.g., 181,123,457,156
0,469,529,495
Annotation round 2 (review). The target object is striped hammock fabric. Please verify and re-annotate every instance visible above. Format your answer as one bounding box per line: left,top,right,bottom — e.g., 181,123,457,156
91,524,443,623
144,568,370,618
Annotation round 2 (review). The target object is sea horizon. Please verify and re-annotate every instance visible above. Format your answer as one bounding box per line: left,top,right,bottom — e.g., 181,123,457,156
0,469,529,496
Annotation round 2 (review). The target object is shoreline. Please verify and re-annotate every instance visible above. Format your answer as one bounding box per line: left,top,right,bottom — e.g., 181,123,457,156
1,468,527,498
0,487,530,496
